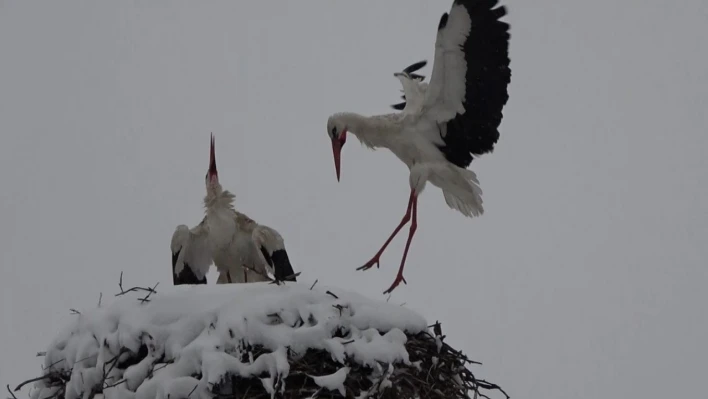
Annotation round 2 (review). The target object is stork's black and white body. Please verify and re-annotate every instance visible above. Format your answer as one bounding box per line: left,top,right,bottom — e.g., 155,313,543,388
326,0,511,294
170,136,298,285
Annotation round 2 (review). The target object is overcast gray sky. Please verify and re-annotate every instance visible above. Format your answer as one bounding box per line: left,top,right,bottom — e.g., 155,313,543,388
1,1,707,398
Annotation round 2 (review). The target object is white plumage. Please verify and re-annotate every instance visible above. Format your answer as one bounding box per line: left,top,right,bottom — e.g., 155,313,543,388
326,0,511,293
170,135,297,285
170,218,211,285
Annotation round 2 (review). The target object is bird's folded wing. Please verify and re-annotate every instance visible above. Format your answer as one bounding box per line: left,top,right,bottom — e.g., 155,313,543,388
170,218,212,285
252,225,297,282
184,219,212,279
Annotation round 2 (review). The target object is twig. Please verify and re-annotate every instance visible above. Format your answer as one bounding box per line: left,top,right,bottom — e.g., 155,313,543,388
187,383,199,397
6,385,17,399
268,272,302,285
331,304,347,316
69,309,81,315
14,372,61,392
115,286,156,298
147,362,170,379
42,359,65,371
115,272,159,303
138,282,159,303
309,279,318,290
103,379,127,389
97,292,103,308
325,291,338,299
475,380,509,399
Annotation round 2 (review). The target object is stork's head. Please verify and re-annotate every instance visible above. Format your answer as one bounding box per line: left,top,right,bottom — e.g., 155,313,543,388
205,134,220,191
326,116,347,181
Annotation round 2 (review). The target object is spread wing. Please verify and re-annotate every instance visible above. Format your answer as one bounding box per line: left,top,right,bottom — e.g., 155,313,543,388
392,60,429,115
422,0,511,168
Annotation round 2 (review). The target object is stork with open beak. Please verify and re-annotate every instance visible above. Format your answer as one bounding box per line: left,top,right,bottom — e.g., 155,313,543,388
326,0,511,294
170,135,298,285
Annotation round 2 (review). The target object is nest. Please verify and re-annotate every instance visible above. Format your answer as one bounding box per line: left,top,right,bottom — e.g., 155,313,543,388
12,322,507,399
12,277,508,399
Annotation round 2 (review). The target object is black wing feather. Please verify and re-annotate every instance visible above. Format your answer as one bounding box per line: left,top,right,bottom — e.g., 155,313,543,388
403,60,427,74
261,246,297,282
272,249,297,282
438,0,511,168
172,249,207,285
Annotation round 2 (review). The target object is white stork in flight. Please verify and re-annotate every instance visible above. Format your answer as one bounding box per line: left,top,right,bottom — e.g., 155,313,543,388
326,0,511,294
171,135,298,285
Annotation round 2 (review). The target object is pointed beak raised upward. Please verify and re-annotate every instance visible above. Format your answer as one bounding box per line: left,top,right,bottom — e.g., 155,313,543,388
208,134,218,180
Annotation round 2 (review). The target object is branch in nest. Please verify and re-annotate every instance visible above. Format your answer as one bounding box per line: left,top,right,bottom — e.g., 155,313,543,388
13,370,66,392
103,379,127,389
268,272,302,286
138,282,159,303
115,272,159,303
42,359,65,371
6,384,17,399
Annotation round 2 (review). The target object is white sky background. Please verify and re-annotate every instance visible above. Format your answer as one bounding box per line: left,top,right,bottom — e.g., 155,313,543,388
1,0,707,397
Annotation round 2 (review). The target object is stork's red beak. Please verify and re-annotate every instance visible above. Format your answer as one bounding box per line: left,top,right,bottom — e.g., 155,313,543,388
331,130,346,182
208,134,218,180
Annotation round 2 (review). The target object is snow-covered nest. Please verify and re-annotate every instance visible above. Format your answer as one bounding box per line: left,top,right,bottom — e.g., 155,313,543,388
18,281,507,399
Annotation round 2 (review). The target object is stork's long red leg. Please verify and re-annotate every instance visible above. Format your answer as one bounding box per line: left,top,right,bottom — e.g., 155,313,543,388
358,189,415,271
383,195,418,294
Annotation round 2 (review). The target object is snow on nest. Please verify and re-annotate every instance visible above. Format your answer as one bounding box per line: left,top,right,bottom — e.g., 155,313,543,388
32,282,428,399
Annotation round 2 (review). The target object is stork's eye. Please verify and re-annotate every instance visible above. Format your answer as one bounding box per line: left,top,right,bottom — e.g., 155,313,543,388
331,127,337,136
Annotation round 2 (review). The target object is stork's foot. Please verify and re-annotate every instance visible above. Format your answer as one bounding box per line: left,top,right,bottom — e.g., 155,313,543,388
357,255,381,271
383,273,407,295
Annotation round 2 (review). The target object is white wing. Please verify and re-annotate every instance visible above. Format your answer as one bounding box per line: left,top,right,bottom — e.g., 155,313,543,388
423,2,475,121
420,0,511,168
391,60,429,115
171,217,212,284
399,78,429,116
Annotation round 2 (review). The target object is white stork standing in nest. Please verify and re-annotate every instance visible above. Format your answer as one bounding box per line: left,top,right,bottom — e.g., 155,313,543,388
326,0,511,294
170,135,298,285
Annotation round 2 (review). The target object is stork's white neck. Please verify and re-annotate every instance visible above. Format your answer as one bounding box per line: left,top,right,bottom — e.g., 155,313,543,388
204,186,236,214
332,112,370,135
333,112,400,148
